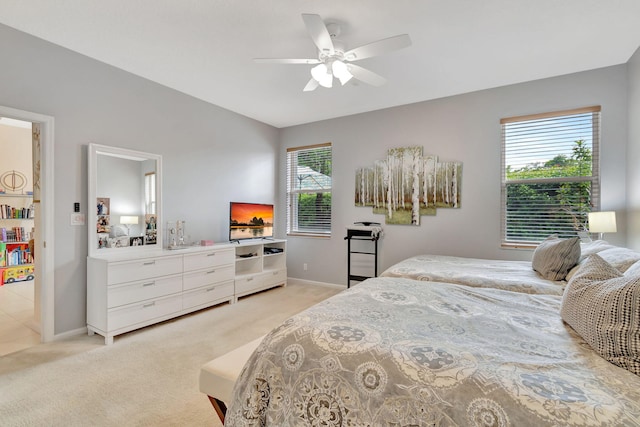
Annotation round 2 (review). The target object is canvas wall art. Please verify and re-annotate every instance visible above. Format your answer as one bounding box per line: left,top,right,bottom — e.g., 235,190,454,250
355,146,461,225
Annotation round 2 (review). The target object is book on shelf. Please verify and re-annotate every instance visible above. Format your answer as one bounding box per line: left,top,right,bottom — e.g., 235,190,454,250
7,246,31,266
0,240,32,266
0,204,34,219
0,227,31,243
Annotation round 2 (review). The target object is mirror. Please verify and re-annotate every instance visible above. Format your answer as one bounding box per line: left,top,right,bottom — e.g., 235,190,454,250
88,143,162,256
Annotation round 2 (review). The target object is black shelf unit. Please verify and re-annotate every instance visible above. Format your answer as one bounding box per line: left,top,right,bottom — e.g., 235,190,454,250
344,228,380,288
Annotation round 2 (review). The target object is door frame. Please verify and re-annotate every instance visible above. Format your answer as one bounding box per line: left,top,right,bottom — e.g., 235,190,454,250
0,105,54,342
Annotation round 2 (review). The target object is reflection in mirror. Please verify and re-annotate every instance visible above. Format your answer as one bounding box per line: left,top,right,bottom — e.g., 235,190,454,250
88,144,162,256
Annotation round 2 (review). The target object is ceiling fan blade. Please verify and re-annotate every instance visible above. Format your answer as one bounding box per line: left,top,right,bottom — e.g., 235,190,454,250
302,13,334,55
253,58,321,64
303,78,320,92
348,64,387,87
344,34,411,61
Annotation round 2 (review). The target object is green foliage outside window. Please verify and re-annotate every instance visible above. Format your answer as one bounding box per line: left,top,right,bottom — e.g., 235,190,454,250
288,144,332,234
297,193,332,231
506,140,593,242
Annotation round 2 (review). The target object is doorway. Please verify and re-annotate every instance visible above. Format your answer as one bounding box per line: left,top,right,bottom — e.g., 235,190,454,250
0,117,37,355
0,105,55,350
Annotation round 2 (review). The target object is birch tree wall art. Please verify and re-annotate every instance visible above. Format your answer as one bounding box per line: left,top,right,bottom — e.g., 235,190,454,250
355,146,462,225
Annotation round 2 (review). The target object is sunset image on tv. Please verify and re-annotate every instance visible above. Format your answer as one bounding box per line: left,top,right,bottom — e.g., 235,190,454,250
229,202,274,241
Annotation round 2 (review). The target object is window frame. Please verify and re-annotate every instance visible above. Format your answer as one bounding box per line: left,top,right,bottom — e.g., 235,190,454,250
286,142,332,238
500,106,601,248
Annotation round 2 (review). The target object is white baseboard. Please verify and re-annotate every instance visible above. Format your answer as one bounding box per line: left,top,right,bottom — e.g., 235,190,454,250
51,326,88,342
288,277,346,289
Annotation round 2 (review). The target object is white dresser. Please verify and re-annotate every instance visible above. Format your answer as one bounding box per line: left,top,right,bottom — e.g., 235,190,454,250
87,244,236,345
87,240,287,344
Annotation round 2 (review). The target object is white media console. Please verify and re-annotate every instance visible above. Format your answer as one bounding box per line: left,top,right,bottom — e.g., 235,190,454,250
87,239,286,344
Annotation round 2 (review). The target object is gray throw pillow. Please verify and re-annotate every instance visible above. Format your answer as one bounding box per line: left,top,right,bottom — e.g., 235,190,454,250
561,254,640,376
532,235,581,280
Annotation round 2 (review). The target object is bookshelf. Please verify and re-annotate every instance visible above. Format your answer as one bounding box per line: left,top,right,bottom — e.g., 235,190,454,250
0,193,34,284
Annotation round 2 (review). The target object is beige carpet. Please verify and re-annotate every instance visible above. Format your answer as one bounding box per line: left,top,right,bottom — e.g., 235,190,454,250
0,282,342,426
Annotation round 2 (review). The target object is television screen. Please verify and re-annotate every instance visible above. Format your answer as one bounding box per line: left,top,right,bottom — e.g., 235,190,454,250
229,202,274,241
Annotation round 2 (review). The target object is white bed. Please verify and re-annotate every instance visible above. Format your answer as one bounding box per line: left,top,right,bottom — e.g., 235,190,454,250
381,253,566,295
222,239,640,426
225,275,640,426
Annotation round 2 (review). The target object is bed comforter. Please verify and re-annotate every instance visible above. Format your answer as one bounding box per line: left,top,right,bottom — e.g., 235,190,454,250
381,254,565,295
225,277,640,426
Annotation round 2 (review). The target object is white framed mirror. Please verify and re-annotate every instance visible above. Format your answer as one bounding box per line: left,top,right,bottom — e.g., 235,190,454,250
88,143,162,257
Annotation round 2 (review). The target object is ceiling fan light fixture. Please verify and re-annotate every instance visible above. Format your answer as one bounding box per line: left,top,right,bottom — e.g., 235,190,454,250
332,60,353,85
311,63,333,88
255,14,411,92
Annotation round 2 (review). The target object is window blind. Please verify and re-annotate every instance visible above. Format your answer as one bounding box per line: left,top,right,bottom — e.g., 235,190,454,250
286,143,332,236
145,172,156,215
501,106,600,246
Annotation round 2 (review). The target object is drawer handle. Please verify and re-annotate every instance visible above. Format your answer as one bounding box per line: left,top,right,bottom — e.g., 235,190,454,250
143,261,156,266
206,270,216,274
143,302,156,308
207,253,216,257
247,277,254,282
273,271,278,275
206,287,216,292
142,282,155,287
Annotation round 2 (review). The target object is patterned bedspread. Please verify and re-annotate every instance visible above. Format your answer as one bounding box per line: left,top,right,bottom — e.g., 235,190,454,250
225,277,640,426
381,254,565,295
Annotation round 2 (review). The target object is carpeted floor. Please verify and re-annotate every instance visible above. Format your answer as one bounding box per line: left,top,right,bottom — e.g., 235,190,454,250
0,282,342,426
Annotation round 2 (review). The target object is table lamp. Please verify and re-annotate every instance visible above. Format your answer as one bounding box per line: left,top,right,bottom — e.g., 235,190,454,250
588,211,616,240
120,215,139,236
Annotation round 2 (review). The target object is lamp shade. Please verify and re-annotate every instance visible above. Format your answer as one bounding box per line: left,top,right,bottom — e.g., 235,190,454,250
332,60,353,85
120,215,139,225
310,63,333,88
588,211,617,233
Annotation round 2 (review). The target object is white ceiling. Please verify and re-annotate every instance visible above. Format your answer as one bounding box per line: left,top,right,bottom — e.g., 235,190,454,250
1,1,640,128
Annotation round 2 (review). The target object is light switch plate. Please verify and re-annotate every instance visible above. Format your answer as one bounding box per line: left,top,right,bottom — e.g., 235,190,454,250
70,213,85,226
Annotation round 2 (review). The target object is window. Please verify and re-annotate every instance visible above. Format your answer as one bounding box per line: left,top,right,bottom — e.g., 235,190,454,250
501,106,600,247
145,172,156,215
286,143,332,236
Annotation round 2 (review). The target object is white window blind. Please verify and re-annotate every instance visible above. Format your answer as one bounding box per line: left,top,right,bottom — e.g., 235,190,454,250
286,143,332,236
501,106,600,246
145,172,156,215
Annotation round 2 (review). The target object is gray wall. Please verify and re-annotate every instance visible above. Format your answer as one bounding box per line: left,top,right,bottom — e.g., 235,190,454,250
0,23,279,335
279,66,629,286
628,46,640,251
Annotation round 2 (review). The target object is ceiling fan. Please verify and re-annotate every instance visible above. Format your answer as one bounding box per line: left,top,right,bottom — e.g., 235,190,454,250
254,14,412,92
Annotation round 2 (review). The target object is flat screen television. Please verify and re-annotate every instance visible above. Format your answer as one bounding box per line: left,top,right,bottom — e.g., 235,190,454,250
229,202,274,241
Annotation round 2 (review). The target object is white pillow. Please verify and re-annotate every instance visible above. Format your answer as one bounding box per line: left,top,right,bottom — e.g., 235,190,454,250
596,247,640,272
579,239,615,260
561,254,640,376
625,260,640,277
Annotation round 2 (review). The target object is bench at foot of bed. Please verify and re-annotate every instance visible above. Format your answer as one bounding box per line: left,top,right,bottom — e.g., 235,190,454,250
198,336,265,423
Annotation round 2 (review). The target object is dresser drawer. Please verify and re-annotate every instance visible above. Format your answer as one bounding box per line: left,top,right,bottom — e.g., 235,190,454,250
183,265,234,291
235,274,265,295
108,256,183,285
263,268,287,287
183,281,234,310
107,294,182,331
107,275,182,309
183,249,234,272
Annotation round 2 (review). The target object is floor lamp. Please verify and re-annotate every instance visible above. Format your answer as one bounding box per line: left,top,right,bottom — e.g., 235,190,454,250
588,211,617,240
